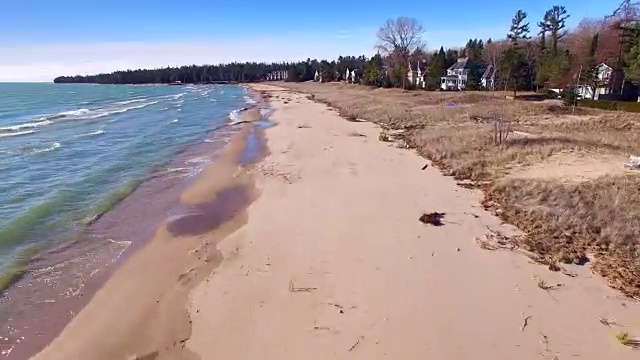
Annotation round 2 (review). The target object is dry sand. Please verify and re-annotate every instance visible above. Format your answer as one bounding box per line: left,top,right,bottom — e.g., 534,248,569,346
188,85,640,359
32,84,640,359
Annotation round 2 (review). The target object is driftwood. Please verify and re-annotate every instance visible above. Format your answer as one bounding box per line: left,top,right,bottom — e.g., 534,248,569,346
419,212,446,226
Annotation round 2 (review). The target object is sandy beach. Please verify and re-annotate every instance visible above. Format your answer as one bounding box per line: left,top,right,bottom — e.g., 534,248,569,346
31,85,639,359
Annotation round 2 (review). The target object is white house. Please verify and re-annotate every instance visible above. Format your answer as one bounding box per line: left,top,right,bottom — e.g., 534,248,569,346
440,58,469,90
576,63,613,100
314,70,322,82
407,61,427,88
344,68,360,84
265,70,288,81
481,65,496,90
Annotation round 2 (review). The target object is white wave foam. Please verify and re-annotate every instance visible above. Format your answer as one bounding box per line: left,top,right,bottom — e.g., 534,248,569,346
0,119,52,131
0,130,35,138
171,119,179,123
86,101,160,119
115,98,148,105
58,109,90,117
30,142,61,154
172,93,185,100
229,108,245,122
75,129,105,138
244,95,257,105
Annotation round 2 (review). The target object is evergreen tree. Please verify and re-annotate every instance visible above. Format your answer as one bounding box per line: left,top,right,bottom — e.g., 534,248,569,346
507,10,531,47
499,47,528,96
540,6,570,57
427,47,446,89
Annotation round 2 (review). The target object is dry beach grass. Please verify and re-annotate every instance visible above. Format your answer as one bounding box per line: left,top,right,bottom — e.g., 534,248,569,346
280,82,640,298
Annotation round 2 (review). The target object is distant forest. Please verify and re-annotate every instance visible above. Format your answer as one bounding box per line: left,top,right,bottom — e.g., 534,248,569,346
55,0,640,98
53,57,372,85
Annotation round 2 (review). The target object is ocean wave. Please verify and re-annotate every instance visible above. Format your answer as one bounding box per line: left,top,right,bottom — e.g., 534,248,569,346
58,109,90,117
32,142,61,154
0,130,35,138
0,119,52,132
114,98,148,105
229,108,246,122
85,101,161,119
171,119,179,123
74,130,105,138
244,95,257,105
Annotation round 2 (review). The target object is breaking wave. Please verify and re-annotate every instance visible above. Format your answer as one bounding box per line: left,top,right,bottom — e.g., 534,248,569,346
0,130,35,138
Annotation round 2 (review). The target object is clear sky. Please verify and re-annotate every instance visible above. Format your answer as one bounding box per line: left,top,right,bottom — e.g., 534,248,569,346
0,0,620,82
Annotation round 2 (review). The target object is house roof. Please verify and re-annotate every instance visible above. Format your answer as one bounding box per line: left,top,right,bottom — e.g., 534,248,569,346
409,60,428,72
448,57,469,71
597,63,612,70
481,65,495,79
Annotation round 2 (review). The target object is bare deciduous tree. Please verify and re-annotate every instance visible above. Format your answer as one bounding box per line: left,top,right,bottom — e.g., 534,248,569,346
376,17,426,57
376,17,425,87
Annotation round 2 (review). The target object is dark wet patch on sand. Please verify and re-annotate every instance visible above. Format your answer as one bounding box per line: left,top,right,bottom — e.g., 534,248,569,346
168,185,251,237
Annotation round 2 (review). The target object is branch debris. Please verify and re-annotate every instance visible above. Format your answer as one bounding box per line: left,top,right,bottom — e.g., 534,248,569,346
289,280,317,293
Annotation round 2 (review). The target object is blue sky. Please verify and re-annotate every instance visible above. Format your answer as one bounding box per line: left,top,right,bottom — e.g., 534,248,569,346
0,0,620,81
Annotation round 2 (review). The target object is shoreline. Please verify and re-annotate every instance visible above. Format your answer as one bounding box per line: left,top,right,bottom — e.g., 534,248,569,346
30,102,268,359
22,84,640,359
0,89,266,359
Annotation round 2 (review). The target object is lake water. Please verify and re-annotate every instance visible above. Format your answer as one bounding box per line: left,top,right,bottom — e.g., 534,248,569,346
0,83,250,280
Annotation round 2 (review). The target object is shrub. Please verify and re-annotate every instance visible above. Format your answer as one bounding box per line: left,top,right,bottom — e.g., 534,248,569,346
616,101,640,112
561,87,578,106
577,99,640,112
579,99,617,111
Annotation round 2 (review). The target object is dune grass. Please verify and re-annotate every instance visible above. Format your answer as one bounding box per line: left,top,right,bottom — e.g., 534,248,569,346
280,82,640,298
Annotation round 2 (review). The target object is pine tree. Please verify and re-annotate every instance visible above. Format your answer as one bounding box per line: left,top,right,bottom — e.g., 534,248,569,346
507,10,531,47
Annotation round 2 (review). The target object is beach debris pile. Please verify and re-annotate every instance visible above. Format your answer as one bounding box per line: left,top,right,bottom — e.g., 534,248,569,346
624,155,640,170
419,212,446,226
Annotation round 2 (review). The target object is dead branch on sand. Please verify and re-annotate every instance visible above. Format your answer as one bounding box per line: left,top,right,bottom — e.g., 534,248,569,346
289,280,317,293
598,317,620,327
475,230,519,251
521,314,532,332
348,336,364,352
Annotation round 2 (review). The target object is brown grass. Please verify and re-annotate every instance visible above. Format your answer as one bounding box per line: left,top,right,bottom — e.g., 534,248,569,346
278,81,640,298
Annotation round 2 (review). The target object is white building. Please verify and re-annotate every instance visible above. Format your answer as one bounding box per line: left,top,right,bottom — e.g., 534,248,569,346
407,61,427,88
265,70,288,81
481,65,495,90
576,63,613,100
344,68,360,84
440,58,469,90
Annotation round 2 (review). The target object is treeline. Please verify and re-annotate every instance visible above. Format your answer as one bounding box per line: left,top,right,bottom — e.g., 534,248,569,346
54,63,299,84
54,0,640,100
